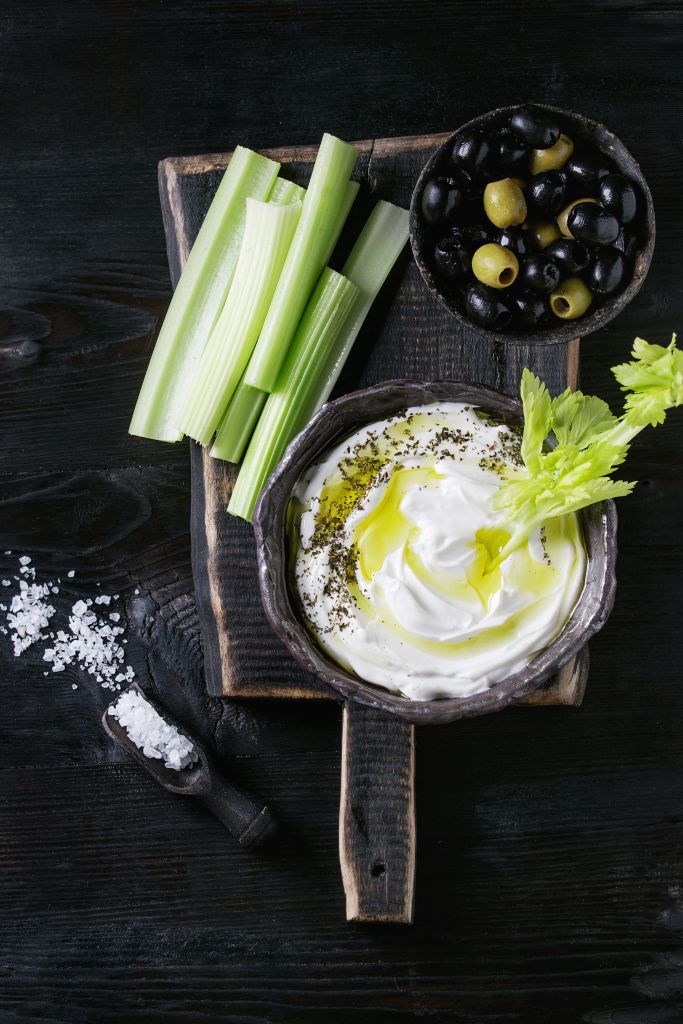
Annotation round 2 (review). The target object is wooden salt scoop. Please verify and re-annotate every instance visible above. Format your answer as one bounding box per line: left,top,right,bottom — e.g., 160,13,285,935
102,682,277,848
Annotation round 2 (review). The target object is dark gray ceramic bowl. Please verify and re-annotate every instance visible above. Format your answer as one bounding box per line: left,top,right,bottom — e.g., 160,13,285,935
410,104,655,346
253,380,618,725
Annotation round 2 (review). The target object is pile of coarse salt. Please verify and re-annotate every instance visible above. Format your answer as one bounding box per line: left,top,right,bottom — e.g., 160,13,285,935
110,688,197,771
43,595,134,692
1,555,135,693
1,554,57,655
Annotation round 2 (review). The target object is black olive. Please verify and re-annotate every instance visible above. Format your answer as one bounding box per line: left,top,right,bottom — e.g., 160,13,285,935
433,237,471,282
545,238,590,273
464,283,512,331
451,130,492,178
598,173,637,225
510,105,560,149
467,223,490,248
565,151,612,189
622,231,639,258
512,290,549,328
586,246,627,295
494,226,530,258
421,177,463,225
495,130,528,175
527,171,567,216
567,201,620,246
451,222,489,249
520,254,561,292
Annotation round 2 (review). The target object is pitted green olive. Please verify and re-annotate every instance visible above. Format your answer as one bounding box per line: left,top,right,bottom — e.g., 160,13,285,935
471,243,519,289
526,220,562,249
550,277,593,319
530,134,574,175
483,178,527,229
557,197,597,238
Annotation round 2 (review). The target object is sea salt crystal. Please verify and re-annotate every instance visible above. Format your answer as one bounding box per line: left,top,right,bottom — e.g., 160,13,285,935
109,690,197,771
3,557,139,695
42,599,134,691
2,580,10,587
67,571,75,578
6,580,56,655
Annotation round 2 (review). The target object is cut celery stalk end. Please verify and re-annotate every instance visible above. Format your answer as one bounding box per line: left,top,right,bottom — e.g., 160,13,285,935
320,200,409,401
129,146,280,442
244,133,358,394
177,197,302,445
228,268,359,521
324,179,360,263
210,380,266,463
269,177,306,205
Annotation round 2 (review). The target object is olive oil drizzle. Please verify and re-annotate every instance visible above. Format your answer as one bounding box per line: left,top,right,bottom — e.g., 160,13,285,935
291,406,571,649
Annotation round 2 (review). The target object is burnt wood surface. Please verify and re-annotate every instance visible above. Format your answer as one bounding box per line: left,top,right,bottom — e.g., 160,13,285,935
176,138,588,923
1,1,683,1021
340,704,416,924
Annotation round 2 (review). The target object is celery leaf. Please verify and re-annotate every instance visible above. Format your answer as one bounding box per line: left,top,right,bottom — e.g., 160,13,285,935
490,334,682,568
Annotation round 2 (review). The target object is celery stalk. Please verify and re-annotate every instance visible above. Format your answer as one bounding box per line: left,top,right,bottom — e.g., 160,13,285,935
178,197,302,445
244,134,358,393
326,179,360,262
228,269,359,521
129,146,280,442
319,200,409,400
269,177,306,205
210,379,267,463
209,182,351,463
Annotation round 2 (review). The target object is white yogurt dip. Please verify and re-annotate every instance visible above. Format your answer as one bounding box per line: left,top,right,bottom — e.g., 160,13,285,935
290,402,586,701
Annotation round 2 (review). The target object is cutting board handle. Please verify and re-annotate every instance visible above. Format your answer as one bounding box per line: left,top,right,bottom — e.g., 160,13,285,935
339,702,416,924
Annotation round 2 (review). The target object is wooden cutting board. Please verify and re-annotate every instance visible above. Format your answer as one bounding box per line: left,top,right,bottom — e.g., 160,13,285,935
158,134,588,924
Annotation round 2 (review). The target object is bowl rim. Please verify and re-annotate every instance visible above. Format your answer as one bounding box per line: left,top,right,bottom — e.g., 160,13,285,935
253,379,618,725
409,102,656,347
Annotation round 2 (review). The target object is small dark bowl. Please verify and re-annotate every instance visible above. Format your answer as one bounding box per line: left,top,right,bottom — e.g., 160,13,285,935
253,380,618,725
410,104,655,346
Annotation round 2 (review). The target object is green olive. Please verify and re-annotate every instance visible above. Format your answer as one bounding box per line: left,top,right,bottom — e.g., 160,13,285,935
530,133,574,175
483,178,527,229
526,220,562,249
550,277,593,319
557,197,598,238
471,243,519,289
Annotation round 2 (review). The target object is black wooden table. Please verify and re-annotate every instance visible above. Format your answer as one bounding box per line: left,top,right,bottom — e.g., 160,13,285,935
1,3,682,1021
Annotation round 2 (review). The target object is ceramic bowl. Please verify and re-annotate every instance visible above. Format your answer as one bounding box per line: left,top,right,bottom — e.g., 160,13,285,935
253,380,618,725
410,104,655,346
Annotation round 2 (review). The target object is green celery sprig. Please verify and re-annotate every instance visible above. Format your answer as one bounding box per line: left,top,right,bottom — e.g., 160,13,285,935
490,334,682,568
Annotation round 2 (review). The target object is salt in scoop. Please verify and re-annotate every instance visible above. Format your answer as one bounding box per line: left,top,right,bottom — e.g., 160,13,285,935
102,682,276,848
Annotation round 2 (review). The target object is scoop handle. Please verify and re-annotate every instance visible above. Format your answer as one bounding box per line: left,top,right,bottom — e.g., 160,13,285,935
200,771,277,848
339,702,416,924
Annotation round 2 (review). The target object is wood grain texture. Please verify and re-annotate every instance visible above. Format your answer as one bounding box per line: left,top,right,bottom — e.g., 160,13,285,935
340,704,416,923
2,0,683,1019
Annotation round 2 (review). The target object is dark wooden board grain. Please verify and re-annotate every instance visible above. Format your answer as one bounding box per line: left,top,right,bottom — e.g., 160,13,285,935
340,703,416,923
2,0,683,1019
163,136,588,924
